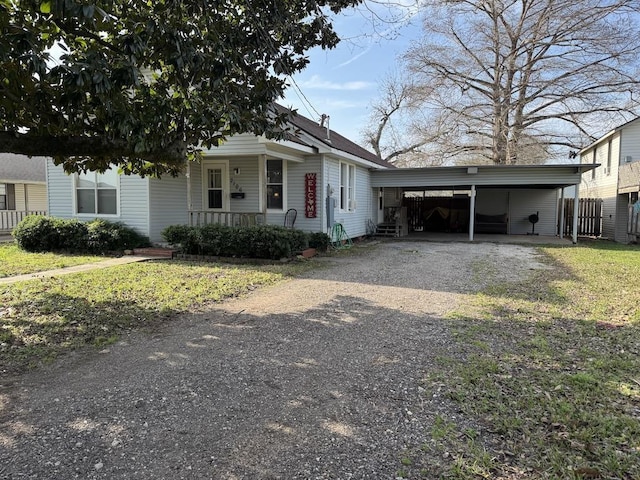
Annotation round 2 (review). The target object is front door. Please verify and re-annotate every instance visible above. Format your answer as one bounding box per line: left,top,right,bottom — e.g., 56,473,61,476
203,161,229,211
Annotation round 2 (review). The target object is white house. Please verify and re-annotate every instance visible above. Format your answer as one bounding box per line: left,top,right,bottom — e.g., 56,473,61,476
46,107,595,244
579,117,640,243
46,108,395,243
0,154,48,232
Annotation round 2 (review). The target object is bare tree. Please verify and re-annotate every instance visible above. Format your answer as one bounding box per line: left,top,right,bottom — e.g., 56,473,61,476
371,0,640,165
362,73,454,166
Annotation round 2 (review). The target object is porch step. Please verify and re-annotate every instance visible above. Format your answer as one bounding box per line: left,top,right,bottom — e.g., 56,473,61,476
132,247,176,258
375,223,399,237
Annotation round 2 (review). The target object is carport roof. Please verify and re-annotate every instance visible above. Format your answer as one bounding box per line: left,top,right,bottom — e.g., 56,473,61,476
370,163,598,190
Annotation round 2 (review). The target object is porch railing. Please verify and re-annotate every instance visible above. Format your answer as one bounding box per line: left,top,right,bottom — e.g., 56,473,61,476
188,211,264,228
0,210,47,233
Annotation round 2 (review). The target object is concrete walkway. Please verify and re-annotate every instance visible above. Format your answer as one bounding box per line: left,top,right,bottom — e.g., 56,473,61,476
0,255,158,285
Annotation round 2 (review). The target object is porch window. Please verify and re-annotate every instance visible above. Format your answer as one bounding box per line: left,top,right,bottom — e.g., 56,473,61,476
0,183,15,210
76,169,118,215
206,167,223,209
266,159,284,210
340,162,356,211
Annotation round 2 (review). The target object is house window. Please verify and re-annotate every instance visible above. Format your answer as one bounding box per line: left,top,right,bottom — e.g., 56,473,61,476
591,146,597,180
0,184,15,210
76,169,118,215
340,162,356,211
606,140,612,175
206,167,223,209
266,159,284,210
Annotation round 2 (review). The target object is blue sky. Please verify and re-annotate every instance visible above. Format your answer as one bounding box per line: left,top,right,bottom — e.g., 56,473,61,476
283,7,422,149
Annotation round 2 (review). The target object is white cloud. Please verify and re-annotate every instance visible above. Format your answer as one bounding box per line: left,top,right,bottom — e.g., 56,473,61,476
298,75,374,91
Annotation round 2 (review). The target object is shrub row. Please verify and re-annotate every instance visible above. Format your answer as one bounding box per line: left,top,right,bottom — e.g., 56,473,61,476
12,216,150,253
162,224,330,259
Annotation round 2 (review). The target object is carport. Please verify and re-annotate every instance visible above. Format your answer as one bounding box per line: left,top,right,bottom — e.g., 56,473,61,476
370,164,598,243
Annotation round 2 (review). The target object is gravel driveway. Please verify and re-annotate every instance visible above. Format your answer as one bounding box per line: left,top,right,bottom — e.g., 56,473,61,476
0,240,549,479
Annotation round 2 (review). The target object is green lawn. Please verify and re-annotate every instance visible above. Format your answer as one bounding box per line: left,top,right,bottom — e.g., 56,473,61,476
0,259,312,376
0,243,106,278
401,241,640,479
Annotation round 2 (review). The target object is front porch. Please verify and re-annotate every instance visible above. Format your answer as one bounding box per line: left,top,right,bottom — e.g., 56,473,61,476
188,211,264,227
0,210,46,233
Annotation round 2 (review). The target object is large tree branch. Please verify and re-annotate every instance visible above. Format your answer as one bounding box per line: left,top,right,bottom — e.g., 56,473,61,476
0,131,187,165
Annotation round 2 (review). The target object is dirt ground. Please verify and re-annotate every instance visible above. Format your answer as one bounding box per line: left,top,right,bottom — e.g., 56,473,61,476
0,240,550,479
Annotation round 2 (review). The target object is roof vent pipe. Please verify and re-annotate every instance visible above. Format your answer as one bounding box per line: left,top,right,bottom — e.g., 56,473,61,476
320,114,331,142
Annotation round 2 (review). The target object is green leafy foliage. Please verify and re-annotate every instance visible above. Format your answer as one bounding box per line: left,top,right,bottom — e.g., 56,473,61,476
0,243,104,278
161,224,309,259
0,260,310,375
12,216,149,253
0,0,360,176
405,242,640,479
308,231,330,252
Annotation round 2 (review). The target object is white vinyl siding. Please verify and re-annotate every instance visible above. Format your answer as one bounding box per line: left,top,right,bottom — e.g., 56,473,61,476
46,160,150,238
325,157,371,238
111,175,149,237
11,184,47,211
24,184,47,211
281,156,323,232
475,188,558,235
581,134,621,240
148,174,188,243
46,160,75,218
475,189,509,217
508,189,558,236
614,194,630,242
201,133,270,156
619,120,640,165
229,158,260,213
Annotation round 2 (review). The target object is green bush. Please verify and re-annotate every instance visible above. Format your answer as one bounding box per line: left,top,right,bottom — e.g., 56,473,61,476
161,224,310,259
308,232,330,252
12,215,58,252
12,216,148,253
86,220,150,252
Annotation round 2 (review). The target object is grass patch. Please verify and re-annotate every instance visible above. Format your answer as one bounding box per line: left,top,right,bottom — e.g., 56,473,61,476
403,241,640,479
0,259,313,376
0,243,105,278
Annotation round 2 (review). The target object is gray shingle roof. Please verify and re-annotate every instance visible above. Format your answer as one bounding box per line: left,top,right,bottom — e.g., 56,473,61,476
0,154,47,183
274,105,395,169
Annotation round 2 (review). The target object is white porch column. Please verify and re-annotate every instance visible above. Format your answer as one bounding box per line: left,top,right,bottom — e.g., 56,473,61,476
559,187,565,239
572,182,580,244
469,184,476,241
186,161,192,225
259,154,267,223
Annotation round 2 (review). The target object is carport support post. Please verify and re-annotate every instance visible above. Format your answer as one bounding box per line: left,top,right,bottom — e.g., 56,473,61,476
559,188,565,239
572,182,580,244
469,184,476,241
186,161,192,225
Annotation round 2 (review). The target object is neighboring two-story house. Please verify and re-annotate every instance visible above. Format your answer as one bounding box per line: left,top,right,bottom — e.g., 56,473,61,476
580,117,640,243
0,154,48,233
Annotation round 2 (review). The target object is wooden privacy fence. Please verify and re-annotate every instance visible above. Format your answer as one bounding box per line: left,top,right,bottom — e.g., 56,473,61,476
561,198,603,237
